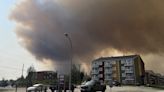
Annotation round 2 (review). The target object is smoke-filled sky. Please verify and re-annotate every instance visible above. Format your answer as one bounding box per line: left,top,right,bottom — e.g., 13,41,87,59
9,0,164,73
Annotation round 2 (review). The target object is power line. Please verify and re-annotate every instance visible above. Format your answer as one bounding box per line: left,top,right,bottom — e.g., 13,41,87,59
0,54,34,64
0,48,35,64
0,65,27,71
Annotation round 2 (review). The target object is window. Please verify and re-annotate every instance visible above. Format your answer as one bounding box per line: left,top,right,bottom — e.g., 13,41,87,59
122,73,126,77
112,61,116,64
126,73,134,76
121,66,125,70
99,67,103,71
121,60,125,64
99,74,103,78
99,62,103,65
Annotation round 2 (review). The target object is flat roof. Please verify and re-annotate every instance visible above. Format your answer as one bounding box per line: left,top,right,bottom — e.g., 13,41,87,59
93,55,140,62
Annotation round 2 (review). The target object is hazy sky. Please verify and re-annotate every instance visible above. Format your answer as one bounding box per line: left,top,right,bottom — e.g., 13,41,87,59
1,0,164,80
0,0,54,80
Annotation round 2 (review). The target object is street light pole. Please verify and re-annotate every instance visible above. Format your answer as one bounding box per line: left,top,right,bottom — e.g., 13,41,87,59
64,33,73,92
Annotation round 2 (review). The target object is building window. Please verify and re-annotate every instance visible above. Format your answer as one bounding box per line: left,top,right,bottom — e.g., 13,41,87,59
121,66,125,70
126,73,134,76
99,62,103,65
99,74,103,78
105,62,108,65
112,61,116,64
122,73,126,77
121,60,125,64
99,67,103,71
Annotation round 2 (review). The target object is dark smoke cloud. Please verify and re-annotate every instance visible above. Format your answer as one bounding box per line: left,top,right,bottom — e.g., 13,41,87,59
10,0,164,73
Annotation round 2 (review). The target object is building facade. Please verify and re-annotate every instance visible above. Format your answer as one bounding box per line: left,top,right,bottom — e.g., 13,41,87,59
33,71,57,84
144,70,164,85
35,71,57,81
91,55,145,85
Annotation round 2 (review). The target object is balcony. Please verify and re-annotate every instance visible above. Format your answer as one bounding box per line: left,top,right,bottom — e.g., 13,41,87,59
92,70,98,74
121,67,125,70
98,74,103,78
104,64,112,68
124,63,133,66
92,76,99,81
92,64,99,68
125,70,134,73
105,77,112,81
125,77,134,80
99,68,103,72
122,73,126,77
112,61,116,64
105,70,112,74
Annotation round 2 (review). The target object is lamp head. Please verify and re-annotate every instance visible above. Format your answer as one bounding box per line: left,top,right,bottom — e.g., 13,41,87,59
64,33,68,37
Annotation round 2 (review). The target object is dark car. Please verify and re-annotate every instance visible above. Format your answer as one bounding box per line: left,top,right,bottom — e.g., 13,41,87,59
112,81,121,86
80,80,106,92
49,83,75,92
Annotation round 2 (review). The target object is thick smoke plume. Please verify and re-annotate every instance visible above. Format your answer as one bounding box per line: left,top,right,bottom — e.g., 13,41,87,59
10,0,164,73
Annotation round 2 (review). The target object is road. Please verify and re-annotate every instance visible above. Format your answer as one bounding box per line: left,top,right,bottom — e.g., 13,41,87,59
104,86,164,92
0,86,164,92
71,86,164,92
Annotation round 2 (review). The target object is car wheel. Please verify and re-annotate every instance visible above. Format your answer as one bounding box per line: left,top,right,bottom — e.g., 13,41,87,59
102,87,106,92
90,88,95,92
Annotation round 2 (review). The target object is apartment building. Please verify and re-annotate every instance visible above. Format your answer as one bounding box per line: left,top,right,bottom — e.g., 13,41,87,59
32,71,58,85
35,71,57,81
145,70,164,85
91,55,145,85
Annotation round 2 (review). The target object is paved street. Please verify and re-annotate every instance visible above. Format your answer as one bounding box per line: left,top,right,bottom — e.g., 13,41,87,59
41,86,164,92
66,86,164,92
104,86,164,92
0,86,164,92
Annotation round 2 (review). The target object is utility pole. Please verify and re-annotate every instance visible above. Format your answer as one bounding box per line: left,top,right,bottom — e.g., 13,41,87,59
22,64,24,78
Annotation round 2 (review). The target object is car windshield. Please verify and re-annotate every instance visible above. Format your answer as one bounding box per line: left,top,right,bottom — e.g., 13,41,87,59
85,80,95,85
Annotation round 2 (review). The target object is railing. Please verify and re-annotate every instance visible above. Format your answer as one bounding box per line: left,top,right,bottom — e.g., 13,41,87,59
125,77,135,80
125,70,134,73
92,70,98,74
104,64,112,67
124,63,133,66
92,64,99,68
104,70,112,74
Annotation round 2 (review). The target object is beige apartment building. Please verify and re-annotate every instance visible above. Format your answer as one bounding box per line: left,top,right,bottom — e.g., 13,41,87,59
91,55,145,85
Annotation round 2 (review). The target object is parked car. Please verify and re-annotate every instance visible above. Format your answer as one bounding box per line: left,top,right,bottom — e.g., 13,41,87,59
112,81,121,86
49,83,76,92
27,84,47,92
80,80,106,92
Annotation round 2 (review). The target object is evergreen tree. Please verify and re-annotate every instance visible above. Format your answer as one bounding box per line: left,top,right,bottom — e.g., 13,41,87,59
26,65,36,86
